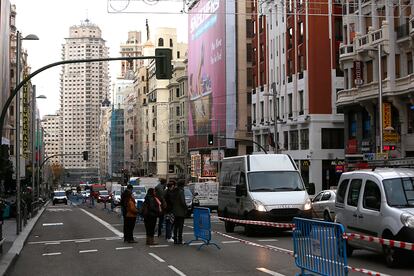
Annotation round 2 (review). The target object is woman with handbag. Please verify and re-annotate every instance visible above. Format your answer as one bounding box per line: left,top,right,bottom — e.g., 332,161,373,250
142,188,162,245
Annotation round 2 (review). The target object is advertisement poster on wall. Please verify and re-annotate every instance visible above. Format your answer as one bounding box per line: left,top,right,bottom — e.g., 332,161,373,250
187,0,226,149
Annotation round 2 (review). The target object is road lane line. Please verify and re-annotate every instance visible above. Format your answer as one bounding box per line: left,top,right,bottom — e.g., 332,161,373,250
28,236,118,245
42,252,61,256
258,239,278,242
42,223,63,226
45,242,60,245
221,241,240,244
75,240,90,243
115,247,133,250
148,253,165,262
168,265,186,276
188,242,204,246
257,267,286,276
79,249,98,254
79,208,123,237
105,237,122,241
149,245,169,248
265,245,293,254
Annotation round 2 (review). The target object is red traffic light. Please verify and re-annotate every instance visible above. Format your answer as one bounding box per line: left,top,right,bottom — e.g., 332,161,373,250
383,145,396,151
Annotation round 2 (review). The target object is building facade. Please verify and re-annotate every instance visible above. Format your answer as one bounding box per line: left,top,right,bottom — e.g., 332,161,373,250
59,19,110,184
251,0,345,192
42,114,61,165
119,31,144,79
338,0,414,167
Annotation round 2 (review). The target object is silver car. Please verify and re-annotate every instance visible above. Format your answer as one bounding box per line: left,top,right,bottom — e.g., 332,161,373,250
312,190,336,221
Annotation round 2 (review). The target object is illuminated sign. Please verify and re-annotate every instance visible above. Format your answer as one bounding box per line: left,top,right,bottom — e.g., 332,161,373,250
22,75,30,159
382,102,391,129
383,145,396,151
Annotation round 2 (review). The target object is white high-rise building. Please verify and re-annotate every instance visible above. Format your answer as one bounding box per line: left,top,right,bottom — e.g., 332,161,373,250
42,114,61,165
59,19,109,181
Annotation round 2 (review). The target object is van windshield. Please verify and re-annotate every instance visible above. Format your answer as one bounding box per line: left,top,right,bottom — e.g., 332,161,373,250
383,177,414,207
248,171,305,192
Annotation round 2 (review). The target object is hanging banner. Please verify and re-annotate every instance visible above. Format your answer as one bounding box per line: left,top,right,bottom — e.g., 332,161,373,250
22,74,30,159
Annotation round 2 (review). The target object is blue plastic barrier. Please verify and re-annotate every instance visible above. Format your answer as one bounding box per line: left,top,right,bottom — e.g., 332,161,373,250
293,218,348,276
186,207,220,250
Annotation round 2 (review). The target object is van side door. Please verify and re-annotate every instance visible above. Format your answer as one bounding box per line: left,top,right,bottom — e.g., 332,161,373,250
344,178,363,234
358,177,383,251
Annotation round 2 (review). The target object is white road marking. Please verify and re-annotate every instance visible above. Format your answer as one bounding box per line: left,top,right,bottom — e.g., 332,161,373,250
28,236,118,245
221,241,240,244
47,209,72,212
45,242,60,245
265,245,293,254
115,247,133,250
258,239,278,242
42,223,63,226
105,237,122,241
75,240,90,243
257,267,286,276
79,249,98,254
168,265,187,276
42,252,61,256
79,208,123,237
188,242,204,246
149,253,165,262
149,245,169,248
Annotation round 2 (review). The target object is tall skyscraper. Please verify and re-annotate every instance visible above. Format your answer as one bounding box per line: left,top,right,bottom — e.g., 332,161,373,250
60,19,109,183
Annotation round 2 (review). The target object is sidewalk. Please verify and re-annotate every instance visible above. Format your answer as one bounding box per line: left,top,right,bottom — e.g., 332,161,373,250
0,202,48,276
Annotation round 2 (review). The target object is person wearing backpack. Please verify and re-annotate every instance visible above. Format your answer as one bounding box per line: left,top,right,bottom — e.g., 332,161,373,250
142,188,162,245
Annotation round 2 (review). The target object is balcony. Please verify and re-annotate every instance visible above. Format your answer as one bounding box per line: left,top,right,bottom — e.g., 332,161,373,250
410,17,414,37
355,22,389,53
339,43,356,61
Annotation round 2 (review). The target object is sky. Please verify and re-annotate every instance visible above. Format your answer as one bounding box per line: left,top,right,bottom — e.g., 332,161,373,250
12,0,189,118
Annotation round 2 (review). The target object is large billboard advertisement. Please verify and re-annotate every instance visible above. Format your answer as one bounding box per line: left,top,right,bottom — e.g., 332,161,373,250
188,0,226,149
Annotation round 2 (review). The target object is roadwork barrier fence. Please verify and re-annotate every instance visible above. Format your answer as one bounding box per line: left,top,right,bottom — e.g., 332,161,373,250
187,207,220,250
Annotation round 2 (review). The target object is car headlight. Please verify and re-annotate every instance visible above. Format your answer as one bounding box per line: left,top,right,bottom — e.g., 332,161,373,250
253,200,267,212
400,213,414,228
304,199,312,211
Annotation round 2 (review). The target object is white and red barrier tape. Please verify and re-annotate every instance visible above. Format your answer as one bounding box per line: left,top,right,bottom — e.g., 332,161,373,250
347,266,391,276
344,233,414,252
217,216,295,229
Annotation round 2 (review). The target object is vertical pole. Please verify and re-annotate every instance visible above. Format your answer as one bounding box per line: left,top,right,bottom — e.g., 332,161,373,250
273,91,278,154
37,120,41,198
217,119,220,181
166,142,169,182
15,31,21,234
378,44,383,154
31,86,36,200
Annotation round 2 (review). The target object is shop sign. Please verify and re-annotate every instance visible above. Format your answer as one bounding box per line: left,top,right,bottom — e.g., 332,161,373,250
346,139,358,154
363,153,375,161
354,61,364,86
201,154,216,177
335,165,345,173
331,160,345,166
382,102,392,129
383,132,399,143
361,140,371,153
22,79,30,159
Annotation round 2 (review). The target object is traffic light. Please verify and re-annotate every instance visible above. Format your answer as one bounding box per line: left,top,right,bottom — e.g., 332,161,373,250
155,48,172,79
82,151,88,161
208,134,214,145
383,145,396,151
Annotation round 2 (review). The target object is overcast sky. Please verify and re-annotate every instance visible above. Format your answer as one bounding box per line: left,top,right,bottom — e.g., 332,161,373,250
12,0,188,118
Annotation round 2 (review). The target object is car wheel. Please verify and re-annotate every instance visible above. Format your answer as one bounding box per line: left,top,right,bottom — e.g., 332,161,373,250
323,211,332,222
224,221,235,233
383,244,401,267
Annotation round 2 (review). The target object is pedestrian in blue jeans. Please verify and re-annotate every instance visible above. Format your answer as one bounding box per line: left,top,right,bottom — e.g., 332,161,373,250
164,180,176,242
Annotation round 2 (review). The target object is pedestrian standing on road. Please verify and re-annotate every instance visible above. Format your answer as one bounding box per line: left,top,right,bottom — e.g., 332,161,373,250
164,180,176,242
142,188,162,245
172,179,187,245
121,184,133,242
124,189,138,243
155,178,167,237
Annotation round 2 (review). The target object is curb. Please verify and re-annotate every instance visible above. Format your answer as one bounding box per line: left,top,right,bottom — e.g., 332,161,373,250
0,201,49,276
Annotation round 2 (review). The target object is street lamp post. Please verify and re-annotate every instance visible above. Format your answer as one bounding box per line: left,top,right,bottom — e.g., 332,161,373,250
15,31,39,234
377,44,383,154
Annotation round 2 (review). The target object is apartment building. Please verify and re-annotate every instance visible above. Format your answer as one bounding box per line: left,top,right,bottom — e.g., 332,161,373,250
98,105,111,181
42,114,61,165
168,60,188,179
251,0,344,191
119,31,144,79
59,19,110,184
338,0,414,167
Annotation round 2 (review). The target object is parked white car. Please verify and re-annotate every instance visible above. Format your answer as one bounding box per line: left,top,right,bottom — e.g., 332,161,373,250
335,168,414,267
312,190,336,221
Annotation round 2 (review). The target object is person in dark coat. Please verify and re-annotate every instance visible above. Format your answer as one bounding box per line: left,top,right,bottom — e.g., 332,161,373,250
142,188,162,245
171,179,187,244
120,184,133,242
124,190,138,243
164,180,176,242
155,178,167,237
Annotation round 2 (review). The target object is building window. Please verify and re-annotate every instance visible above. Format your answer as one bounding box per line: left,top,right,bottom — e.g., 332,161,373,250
169,39,173,47
298,21,304,43
290,130,299,150
321,128,344,149
158,38,164,47
408,52,413,75
176,142,180,153
362,110,371,139
298,90,304,115
152,148,156,158
288,94,293,117
408,104,414,134
152,133,155,141
381,55,387,80
177,51,180,59
176,106,180,116
395,54,400,79
366,60,373,83
176,124,180,134
284,131,289,150
300,129,309,149
260,101,264,122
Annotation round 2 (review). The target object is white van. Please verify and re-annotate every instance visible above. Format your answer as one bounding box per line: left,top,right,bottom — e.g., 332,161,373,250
335,168,414,267
188,182,219,210
218,154,314,234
